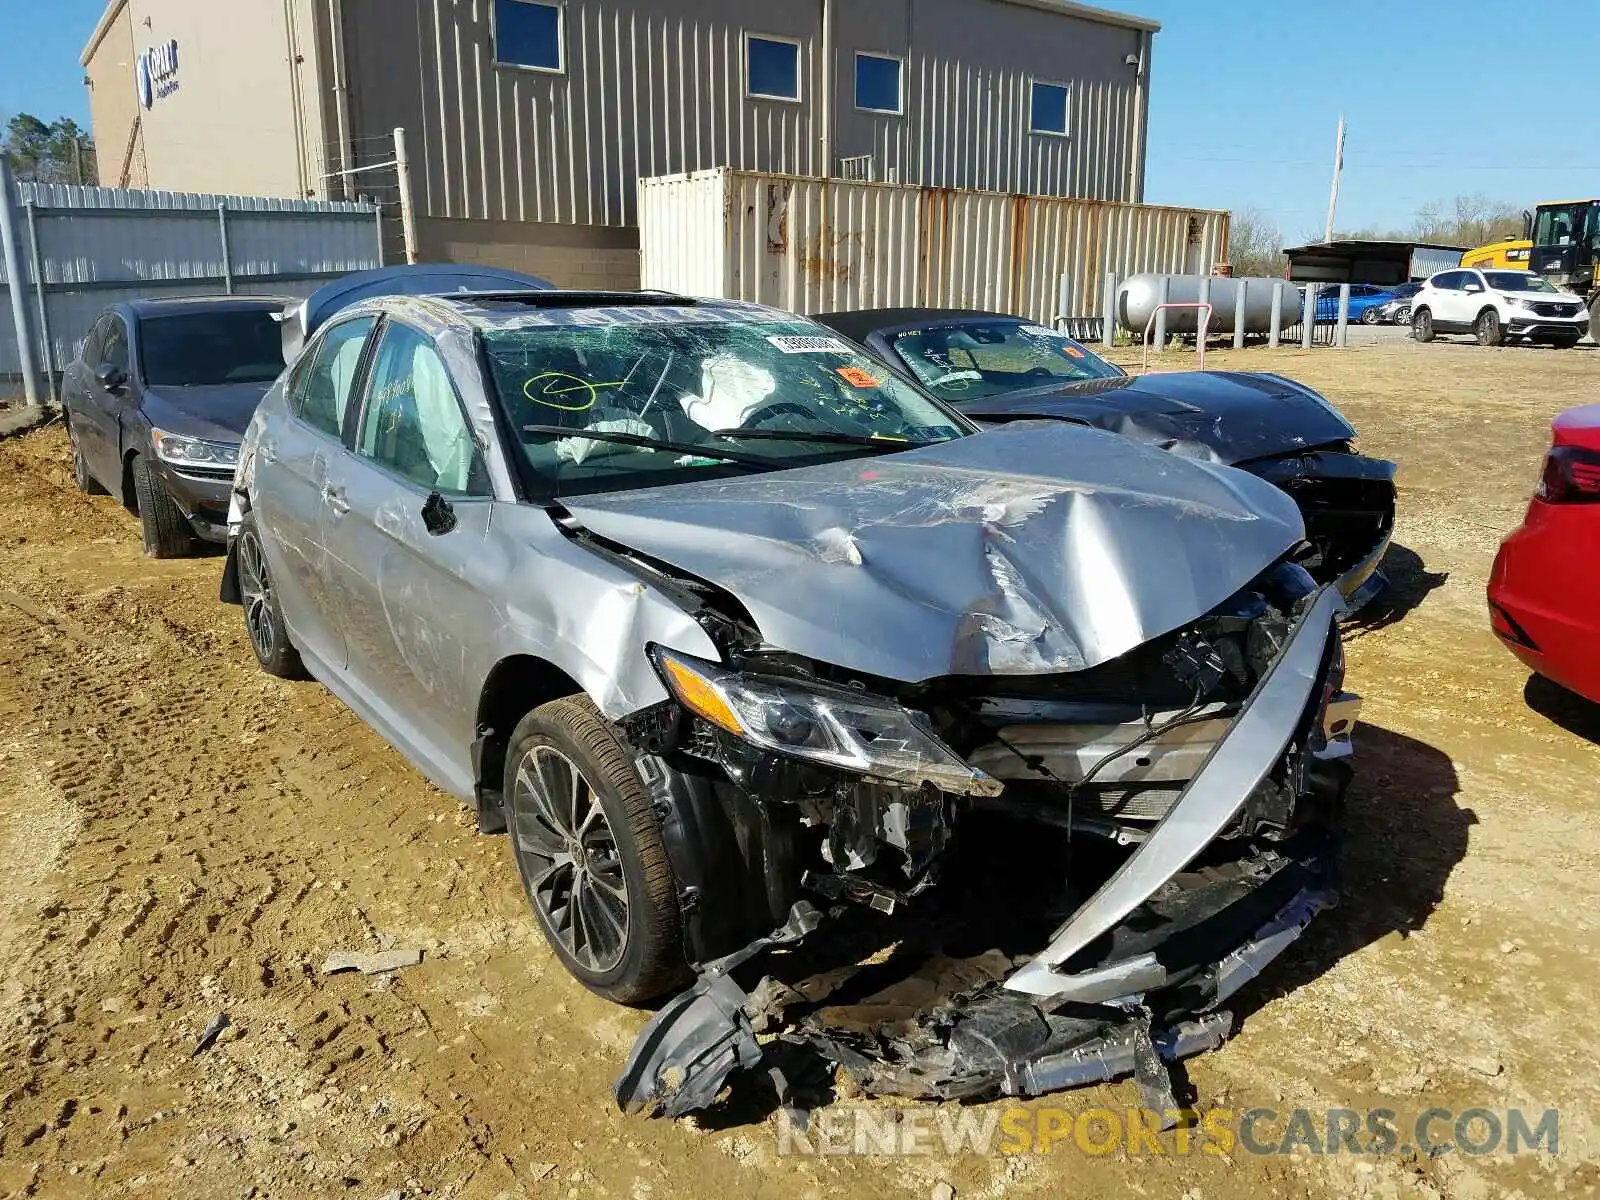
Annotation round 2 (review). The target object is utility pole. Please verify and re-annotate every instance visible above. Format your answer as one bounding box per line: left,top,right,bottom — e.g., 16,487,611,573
393,127,418,265
1323,114,1345,243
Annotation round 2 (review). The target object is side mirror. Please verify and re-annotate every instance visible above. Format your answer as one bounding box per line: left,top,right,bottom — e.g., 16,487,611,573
95,363,128,392
422,491,458,536
1464,283,1483,294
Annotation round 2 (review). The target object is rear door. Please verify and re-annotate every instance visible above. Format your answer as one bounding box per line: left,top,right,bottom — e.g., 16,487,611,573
78,315,132,486
250,314,377,674
67,315,114,480
320,318,498,793
1429,272,1467,326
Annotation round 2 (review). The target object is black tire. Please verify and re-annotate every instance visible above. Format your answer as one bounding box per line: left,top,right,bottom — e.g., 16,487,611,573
1392,307,1410,326
1475,308,1504,347
1360,308,1381,325
1549,335,1579,350
130,453,194,558
505,696,687,1004
67,413,108,495
1412,308,1435,342
235,511,307,679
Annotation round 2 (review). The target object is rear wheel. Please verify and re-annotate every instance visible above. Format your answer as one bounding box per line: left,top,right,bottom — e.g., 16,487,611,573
505,696,688,1004
1412,308,1435,342
1391,306,1410,326
130,453,194,558
67,414,108,495
235,511,307,679
1476,308,1504,347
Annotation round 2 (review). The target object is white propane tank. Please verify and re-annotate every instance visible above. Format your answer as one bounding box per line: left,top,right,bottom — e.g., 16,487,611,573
1117,274,1296,335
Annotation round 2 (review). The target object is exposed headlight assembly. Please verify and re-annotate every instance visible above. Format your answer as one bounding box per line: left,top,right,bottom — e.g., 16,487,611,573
650,646,1002,797
151,428,241,468
1504,295,1528,310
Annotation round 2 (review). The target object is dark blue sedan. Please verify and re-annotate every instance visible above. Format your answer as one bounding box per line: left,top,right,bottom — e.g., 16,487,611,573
1315,283,1399,324
62,297,290,556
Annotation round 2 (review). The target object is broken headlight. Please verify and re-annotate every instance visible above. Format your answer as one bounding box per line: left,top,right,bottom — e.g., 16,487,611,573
649,647,1002,798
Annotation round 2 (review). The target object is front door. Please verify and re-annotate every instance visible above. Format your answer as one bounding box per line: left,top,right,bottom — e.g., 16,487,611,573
320,318,498,795
250,314,377,674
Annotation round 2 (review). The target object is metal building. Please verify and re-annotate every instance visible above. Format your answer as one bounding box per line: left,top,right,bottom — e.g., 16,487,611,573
81,0,1158,289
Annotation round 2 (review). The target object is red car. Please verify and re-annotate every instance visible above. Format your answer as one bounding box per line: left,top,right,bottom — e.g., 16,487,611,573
1489,404,1600,703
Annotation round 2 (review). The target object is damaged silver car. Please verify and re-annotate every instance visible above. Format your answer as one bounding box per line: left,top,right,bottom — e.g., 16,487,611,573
220,288,1359,1117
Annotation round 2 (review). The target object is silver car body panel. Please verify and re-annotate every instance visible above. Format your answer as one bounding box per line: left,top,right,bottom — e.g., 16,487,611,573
563,422,1305,684
1003,583,1343,998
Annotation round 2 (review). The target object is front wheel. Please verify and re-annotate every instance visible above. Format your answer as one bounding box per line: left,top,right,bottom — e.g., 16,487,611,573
1412,308,1435,342
1549,335,1580,350
130,453,194,558
505,697,688,1004
1360,308,1381,325
1476,308,1505,347
235,512,307,679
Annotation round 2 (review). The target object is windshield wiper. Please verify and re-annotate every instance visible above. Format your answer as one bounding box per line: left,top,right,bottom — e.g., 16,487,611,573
521,424,777,469
711,428,945,450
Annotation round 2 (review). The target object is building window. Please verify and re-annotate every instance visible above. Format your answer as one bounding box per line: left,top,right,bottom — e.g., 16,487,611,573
747,35,801,102
1030,80,1070,136
855,52,903,115
494,0,563,73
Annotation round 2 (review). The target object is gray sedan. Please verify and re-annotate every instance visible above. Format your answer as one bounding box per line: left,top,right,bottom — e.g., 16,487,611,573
223,289,1358,1114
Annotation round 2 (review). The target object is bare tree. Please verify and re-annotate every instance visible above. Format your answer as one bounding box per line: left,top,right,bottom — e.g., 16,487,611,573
1226,207,1286,277
1410,193,1523,247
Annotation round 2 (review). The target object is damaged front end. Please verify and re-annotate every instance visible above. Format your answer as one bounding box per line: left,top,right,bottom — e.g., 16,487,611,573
612,563,1357,1118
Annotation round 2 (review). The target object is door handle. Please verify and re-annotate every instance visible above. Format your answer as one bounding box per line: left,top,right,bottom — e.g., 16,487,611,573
257,441,277,464
322,484,350,515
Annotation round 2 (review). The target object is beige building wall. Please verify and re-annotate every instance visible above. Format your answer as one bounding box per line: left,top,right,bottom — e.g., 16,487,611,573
414,216,641,291
83,0,316,199
81,1,147,187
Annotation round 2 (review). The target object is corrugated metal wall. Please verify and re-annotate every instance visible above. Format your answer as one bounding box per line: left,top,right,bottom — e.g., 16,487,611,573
0,184,381,382
342,0,1147,234
640,169,1228,326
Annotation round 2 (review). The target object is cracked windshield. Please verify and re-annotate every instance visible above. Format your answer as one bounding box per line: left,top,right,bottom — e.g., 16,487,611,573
482,315,969,496
891,320,1124,400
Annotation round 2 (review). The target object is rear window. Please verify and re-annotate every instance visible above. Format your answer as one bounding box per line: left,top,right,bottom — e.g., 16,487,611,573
139,310,284,387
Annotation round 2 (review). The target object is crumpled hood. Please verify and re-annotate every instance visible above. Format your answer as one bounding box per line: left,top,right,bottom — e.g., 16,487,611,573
563,423,1304,683
956,371,1357,466
140,383,272,443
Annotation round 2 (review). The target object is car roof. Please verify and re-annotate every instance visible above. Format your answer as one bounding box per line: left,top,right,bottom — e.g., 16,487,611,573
347,289,790,332
813,307,1025,343
120,295,293,318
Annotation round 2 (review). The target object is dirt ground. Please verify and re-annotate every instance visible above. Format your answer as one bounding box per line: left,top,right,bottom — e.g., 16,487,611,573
0,338,1597,1200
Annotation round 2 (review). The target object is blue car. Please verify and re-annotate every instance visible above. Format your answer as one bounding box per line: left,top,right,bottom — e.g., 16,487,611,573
1315,283,1397,324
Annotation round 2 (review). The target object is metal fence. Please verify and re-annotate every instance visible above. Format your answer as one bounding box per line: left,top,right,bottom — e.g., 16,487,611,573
0,172,383,400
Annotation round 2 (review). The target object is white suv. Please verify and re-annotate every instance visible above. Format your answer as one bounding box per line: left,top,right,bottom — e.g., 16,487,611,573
1411,268,1590,348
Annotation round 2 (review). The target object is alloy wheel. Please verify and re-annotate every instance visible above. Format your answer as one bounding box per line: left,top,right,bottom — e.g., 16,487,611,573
236,530,277,663
511,746,630,973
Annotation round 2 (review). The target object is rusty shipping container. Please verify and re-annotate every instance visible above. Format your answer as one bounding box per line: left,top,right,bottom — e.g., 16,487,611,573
640,168,1229,325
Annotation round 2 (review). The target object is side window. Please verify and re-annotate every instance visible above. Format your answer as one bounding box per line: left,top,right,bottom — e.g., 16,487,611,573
1434,272,1461,291
102,317,130,373
356,322,486,495
82,315,110,365
288,316,377,439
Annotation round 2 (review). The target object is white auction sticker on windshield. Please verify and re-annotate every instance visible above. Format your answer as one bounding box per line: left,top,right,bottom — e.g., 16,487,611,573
767,335,852,354
1019,325,1061,338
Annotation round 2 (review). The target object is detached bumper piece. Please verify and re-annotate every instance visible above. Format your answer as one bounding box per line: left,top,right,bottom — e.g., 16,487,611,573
614,589,1348,1117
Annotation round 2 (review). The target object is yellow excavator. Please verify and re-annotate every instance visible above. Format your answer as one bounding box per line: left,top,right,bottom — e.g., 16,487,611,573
1464,199,1600,326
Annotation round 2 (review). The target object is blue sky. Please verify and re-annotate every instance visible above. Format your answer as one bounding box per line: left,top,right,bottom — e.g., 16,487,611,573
6,0,1597,238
